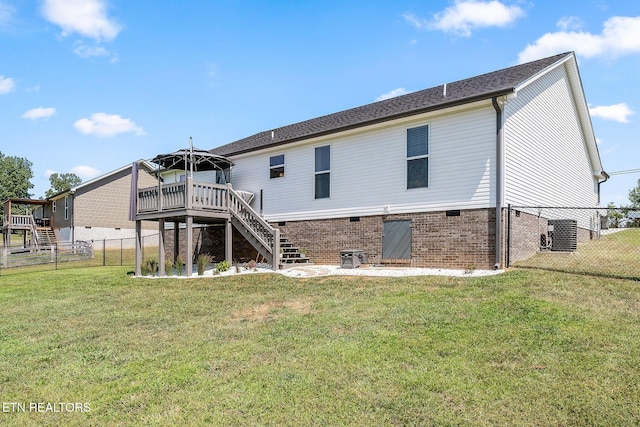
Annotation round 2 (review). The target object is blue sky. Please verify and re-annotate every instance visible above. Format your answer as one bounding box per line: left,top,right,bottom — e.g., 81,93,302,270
1,0,638,204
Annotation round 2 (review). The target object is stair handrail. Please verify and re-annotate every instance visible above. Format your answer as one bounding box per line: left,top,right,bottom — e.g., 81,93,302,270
29,214,39,246
227,186,280,264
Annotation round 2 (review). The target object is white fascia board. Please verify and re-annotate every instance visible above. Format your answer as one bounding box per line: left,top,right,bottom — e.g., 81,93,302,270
264,201,492,222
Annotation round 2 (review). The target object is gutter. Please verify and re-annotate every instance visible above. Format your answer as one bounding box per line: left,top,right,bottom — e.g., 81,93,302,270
492,96,505,269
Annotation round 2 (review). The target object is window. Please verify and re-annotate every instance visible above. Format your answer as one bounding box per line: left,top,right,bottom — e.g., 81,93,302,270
52,201,56,213
64,196,69,220
407,125,429,189
314,145,330,199
270,154,285,179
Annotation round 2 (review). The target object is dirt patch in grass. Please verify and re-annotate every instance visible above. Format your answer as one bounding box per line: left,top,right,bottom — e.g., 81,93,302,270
231,298,316,322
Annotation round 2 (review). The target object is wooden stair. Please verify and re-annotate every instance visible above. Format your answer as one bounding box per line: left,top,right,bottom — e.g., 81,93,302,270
36,227,57,246
228,187,310,269
279,235,311,267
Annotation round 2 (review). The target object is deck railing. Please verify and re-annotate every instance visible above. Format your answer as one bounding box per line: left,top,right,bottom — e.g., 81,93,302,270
228,187,278,256
3,214,40,246
8,214,34,228
137,179,228,213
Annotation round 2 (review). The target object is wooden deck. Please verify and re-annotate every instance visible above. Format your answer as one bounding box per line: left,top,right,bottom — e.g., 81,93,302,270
136,179,232,221
135,178,283,275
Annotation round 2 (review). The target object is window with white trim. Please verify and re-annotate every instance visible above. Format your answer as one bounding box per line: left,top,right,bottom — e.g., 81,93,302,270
270,154,285,179
407,125,429,189
314,145,330,199
64,196,69,220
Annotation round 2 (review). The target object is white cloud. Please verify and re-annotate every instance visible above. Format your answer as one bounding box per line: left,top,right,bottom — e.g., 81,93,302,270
405,1,525,37
0,1,16,25
73,41,110,58
0,75,15,94
44,169,57,178
589,103,634,123
70,165,101,180
74,112,145,137
556,16,583,32
41,0,121,42
376,88,410,101
402,13,428,30
518,16,640,63
22,107,56,120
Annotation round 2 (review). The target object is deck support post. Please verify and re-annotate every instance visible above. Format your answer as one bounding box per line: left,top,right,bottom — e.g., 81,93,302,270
185,216,193,277
173,221,179,265
225,219,232,265
135,220,142,276
158,219,165,276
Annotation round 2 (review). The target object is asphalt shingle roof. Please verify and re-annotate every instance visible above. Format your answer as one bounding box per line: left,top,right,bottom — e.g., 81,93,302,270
211,52,572,157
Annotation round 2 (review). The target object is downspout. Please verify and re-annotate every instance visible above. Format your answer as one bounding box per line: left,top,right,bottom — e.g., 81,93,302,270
70,190,76,243
492,97,504,269
597,171,610,205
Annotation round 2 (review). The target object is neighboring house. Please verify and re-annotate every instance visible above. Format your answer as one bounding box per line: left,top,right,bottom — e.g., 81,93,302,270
49,161,157,247
207,51,606,269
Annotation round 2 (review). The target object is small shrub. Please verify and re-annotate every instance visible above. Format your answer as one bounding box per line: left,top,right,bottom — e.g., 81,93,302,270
143,259,158,276
175,256,185,276
149,259,158,276
216,260,230,273
165,257,173,276
248,260,257,271
197,254,213,276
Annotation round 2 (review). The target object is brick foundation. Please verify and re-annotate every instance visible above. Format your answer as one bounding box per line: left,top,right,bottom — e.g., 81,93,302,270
162,224,260,264
273,208,498,270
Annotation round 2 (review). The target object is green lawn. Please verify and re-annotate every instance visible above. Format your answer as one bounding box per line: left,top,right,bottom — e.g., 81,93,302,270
1,268,639,426
514,228,640,280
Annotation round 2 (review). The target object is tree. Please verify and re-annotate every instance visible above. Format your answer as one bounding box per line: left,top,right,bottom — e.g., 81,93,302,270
606,202,624,228
45,173,82,198
629,178,640,209
628,179,640,227
0,152,34,225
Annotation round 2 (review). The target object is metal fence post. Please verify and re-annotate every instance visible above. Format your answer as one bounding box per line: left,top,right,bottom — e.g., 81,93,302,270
55,243,58,270
103,239,106,266
506,204,511,268
120,238,123,266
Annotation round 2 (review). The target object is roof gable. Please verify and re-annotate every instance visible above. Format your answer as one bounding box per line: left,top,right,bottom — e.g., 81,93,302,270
211,52,573,157
48,160,155,201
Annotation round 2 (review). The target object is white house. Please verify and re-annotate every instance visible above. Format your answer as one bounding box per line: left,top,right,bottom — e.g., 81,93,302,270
206,52,606,270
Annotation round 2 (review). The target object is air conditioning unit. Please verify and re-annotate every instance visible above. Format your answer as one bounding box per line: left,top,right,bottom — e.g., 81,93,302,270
548,219,577,252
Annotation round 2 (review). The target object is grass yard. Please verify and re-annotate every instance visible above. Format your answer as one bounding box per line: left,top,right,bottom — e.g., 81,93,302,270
514,228,640,280
1,267,639,426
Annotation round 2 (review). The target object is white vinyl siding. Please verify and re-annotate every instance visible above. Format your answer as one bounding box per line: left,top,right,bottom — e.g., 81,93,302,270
229,104,496,221
504,64,598,208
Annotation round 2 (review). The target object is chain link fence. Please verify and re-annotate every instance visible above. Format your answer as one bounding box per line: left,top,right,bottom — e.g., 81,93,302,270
507,205,640,280
0,234,160,277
